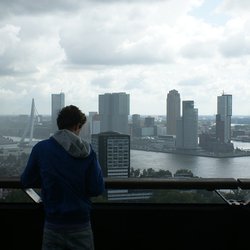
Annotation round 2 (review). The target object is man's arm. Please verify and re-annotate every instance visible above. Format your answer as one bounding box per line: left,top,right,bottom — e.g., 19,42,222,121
86,149,105,197
20,146,41,188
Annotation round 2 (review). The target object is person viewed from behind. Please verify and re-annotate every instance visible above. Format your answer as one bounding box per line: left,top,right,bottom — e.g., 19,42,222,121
21,105,105,250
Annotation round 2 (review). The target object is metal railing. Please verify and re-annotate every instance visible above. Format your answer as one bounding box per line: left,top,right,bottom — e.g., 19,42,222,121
1,176,250,190
1,176,250,249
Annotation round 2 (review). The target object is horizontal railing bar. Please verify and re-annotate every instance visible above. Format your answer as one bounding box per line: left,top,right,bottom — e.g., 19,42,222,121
0,176,23,189
237,178,250,189
104,177,239,190
0,176,243,190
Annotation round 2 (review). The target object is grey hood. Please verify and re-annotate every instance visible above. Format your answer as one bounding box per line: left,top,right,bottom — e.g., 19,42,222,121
53,129,90,158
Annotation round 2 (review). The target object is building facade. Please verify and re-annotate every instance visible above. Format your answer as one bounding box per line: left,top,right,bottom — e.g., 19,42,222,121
131,114,141,137
166,89,181,135
91,132,130,179
216,93,232,143
91,132,130,200
51,92,65,133
99,92,130,134
91,131,151,201
176,100,198,150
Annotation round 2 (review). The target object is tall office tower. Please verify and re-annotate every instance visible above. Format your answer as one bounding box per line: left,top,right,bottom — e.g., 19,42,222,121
92,113,100,135
176,100,198,149
166,89,181,135
216,93,232,143
132,114,141,137
132,114,141,126
144,116,155,127
99,92,130,134
51,92,65,133
91,131,130,200
88,111,98,135
142,116,156,136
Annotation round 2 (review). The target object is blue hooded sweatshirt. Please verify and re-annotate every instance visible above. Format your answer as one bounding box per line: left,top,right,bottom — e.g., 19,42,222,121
21,129,105,229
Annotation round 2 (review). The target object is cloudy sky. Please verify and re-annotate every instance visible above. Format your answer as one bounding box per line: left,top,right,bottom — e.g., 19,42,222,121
0,0,250,116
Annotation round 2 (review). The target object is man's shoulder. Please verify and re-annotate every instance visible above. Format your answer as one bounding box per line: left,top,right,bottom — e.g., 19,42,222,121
33,137,54,148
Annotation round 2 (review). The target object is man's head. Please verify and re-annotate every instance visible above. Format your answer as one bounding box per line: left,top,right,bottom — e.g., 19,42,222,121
57,105,86,134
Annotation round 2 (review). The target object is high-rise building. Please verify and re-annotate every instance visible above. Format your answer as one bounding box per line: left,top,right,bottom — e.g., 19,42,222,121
144,116,155,127
216,93,232,143
91,131,151,201
131,114,141,137
91,131,130,178
51,92,65,133
82,112,100,140
91,131,130,200
99,92,130,134
88,111,99,135
176,100,198,149
142,116,156,136
92,113,101,135
166,89,181,135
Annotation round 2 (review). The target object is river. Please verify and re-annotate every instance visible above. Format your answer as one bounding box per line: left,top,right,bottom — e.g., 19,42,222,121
2,137,250,179
130,141,250,179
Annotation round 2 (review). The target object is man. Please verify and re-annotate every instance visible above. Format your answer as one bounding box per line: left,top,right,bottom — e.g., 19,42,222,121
21,105,105,250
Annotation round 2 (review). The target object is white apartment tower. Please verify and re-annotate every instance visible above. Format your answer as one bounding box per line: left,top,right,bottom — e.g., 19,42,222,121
216,93,232,143
166,89,181,135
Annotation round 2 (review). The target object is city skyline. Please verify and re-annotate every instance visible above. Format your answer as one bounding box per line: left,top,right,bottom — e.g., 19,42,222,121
0,1,250,116
1,90,238,120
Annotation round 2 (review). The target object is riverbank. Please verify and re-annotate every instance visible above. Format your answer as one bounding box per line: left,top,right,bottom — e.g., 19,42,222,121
131,145,250,158
167,149,250,158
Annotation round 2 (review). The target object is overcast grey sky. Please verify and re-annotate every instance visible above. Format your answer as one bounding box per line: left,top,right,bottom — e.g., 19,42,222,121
0,0,250,116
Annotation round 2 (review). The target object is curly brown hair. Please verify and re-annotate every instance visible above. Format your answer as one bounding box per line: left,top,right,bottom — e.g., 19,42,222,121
57,105,87,130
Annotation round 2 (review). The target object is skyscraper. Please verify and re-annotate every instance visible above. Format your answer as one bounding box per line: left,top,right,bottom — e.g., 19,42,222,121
166,89,181,135
216,93,232,143
131,114,141,137
91,131,151,201
91,112,101,135
91,131,130,178
91,131,130,200
51,92,65,133
176,100,198,149
99,92,130,134
88,111,99,135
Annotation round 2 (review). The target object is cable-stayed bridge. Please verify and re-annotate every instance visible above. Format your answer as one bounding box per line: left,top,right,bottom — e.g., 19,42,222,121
19,98,39,147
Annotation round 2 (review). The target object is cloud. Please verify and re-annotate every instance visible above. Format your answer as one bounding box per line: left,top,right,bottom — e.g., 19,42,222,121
178,76,207,87
0,0,250,115
0,25,24,75
219,33,250,57
59,3,178,66
0,20,65,76
217,0,250,16
0,0,83,19
90,76,113,88
180,41,217,58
